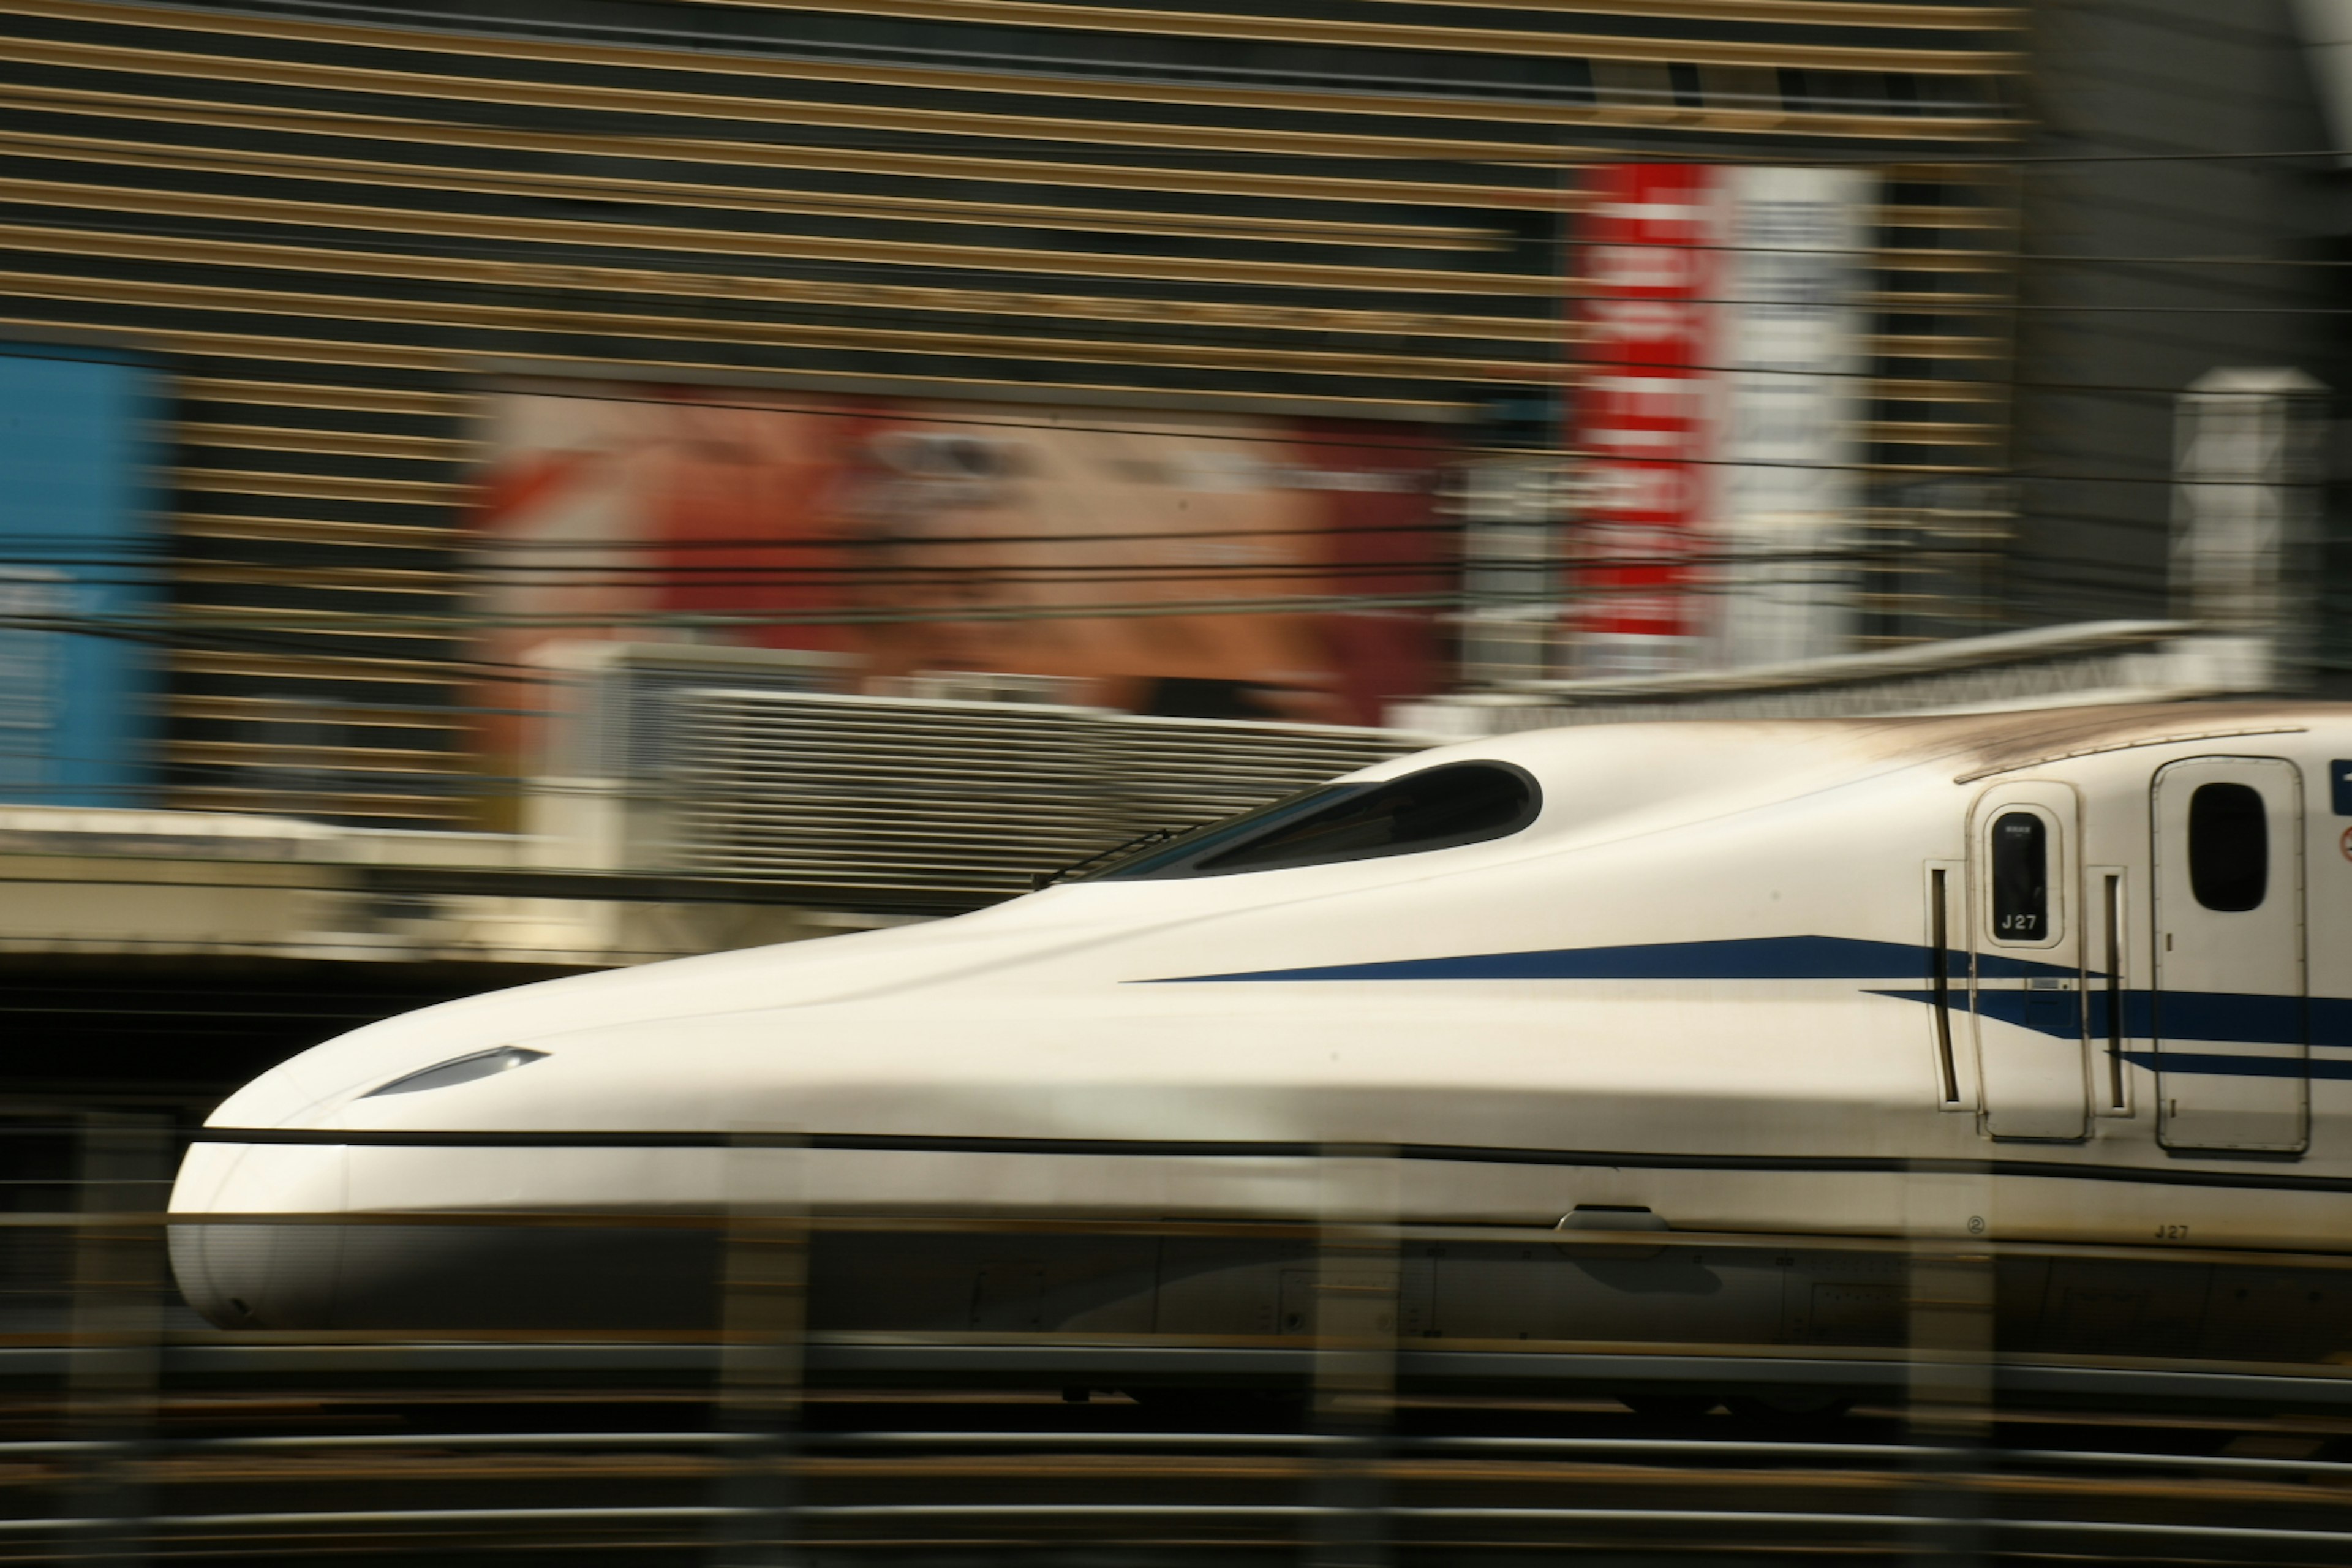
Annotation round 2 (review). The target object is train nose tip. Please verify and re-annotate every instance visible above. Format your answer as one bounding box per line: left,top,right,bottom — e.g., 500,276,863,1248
168,1219,344,1329
167,1139,726,1332
171,1215,728,1332
167,1139,353,1330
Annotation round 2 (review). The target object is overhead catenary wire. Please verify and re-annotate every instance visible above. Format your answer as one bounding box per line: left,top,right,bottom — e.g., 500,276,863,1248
24,161,2342,272
0,553,2141,639
131,382,2301,475
2,195,2338,301
0,524,2144,577
1,92,2335,167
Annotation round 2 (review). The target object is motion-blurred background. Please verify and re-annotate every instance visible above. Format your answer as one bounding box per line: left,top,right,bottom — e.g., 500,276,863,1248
12,3,2352,1560
0,0,2342,1106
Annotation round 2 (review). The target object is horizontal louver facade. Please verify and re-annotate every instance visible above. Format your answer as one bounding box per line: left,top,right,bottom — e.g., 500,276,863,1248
674,690,1420,891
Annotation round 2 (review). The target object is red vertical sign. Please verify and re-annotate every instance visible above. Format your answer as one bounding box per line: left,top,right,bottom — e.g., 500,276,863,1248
1573,164,1718,673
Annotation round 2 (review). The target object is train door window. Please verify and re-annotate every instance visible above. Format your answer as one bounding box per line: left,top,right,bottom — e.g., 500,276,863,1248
2150,757,2305,1152
1966,785,2085,1139
1989,811,2048,943
2187,782,2267,911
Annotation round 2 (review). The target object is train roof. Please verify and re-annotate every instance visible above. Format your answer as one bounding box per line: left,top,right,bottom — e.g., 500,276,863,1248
1374,703,2352,793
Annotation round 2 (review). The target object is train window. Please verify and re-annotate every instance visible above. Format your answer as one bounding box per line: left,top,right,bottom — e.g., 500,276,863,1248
2188,782,2267,912
1074,785,1363,881
1198,762,1536,872
1989,812,2047,942
1087,762,1539,880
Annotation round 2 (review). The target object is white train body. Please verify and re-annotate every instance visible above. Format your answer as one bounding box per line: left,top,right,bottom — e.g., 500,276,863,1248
169,705,2352,1373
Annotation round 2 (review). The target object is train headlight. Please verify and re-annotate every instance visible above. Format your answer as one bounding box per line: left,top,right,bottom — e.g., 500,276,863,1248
362,1046,548,1098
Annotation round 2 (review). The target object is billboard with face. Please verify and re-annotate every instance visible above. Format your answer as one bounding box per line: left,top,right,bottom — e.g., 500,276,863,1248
467,382,1455,789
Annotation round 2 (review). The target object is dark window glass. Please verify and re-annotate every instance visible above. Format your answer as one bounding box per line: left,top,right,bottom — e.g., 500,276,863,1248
1077,785,1361,881
1092,763,1538,881
1991,812,2047,941
2188,782,2268,912
1199,763,1535,873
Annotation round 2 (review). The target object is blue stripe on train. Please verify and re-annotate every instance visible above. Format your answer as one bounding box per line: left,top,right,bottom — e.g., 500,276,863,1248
1875,988,2348,1050
1148,934,2075,986
2113,1050,2352,1079
1149,935,2352,1063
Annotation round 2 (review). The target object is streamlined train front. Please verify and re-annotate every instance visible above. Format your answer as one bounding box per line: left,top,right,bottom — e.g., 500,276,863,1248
170,706,2352,1384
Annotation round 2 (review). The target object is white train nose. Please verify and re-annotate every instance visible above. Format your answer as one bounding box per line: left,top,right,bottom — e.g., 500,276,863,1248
172,1215,727,1330
168,1141,352,1329
170,1138,728,1330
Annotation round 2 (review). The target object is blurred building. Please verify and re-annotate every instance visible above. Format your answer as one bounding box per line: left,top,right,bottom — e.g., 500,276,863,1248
0,0,2027,827
15,0,2352,1107
2018,0,2350,673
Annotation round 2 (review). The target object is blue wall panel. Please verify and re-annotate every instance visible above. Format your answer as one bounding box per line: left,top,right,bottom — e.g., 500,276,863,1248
0,342,159,807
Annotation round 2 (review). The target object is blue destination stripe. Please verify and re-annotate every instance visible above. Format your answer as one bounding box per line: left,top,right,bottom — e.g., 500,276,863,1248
1150,934,2075,986
1147,935,2350,1072
1878,988,2328,1047
2115,1050,2352,1079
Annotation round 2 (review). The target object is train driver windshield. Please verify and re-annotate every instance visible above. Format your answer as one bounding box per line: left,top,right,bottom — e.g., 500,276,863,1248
1083,761,1540,880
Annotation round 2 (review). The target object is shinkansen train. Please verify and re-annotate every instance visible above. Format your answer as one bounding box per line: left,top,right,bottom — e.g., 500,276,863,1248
169,704,2352,1397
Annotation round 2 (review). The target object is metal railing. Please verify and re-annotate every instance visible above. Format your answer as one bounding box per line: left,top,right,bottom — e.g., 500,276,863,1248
10,1119,2352,1564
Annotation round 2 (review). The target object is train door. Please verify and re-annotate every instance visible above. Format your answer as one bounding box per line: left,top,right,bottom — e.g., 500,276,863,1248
2150,758,2307,1153
1968,782,2089,1140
